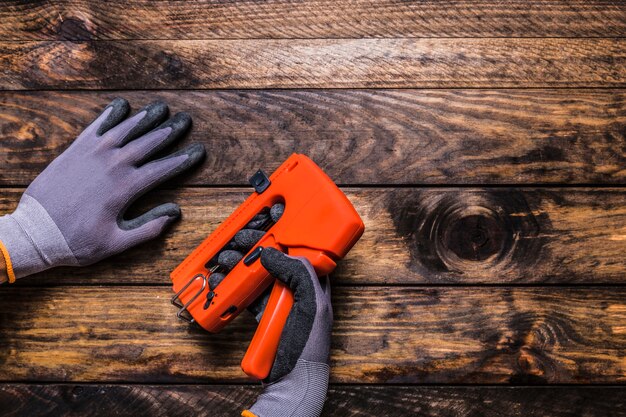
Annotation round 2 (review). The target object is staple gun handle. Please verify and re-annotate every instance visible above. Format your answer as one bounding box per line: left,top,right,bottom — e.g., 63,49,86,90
241,247,337,380
241,278,293,380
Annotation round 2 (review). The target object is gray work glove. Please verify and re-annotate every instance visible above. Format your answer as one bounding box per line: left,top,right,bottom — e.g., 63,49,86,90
208,207,331,417
0,98,205,281
206,204,285,315
247,248,332,417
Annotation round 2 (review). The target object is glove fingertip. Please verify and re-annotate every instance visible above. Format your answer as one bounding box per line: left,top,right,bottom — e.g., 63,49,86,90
171,142,206,177
259,246,283,263
259,247,289,278
121,203,181,231
153,202,181,221
96,97,130,136
157,112,192,147
270,203,285,223
164,143,206,178
168,143,206,173
140,101,169,121
109,97,130,110
171,112,192,131
233,229,265,251
208,272,226,290
217,250,244,271
186,142,206,164
119,101,170,146
150,101,169,112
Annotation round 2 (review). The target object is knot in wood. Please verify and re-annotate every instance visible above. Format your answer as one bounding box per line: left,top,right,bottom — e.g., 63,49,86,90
389,189,545,277
56,17,92,40
444,213,505,261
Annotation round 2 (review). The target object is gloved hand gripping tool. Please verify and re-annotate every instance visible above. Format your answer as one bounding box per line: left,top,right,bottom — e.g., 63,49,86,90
170,153,364,380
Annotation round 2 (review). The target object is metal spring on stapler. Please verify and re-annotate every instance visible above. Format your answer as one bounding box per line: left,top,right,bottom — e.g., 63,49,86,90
171,265,220,323
170,276,205,324
171,273,205,323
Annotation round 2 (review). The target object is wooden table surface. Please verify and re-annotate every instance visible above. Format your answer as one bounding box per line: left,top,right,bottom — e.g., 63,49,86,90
1,1,625,416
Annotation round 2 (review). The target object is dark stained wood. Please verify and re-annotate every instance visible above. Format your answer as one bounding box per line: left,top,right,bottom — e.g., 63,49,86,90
2,384,625,417
0,1,624,415
3,187,625,285
2,1,625,40
0,286,623,384
1,90,625,186
1,39,625,89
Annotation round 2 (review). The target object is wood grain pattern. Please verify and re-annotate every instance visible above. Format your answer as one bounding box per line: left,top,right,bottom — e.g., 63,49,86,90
1,90,625,185
3,187,625,285
2,1,625,40
0,286,623,384
1,39,625,89
2,384,625,417
0,0,624,414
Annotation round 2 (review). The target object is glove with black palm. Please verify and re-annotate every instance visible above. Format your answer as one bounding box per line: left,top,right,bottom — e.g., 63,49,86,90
207,205,332,417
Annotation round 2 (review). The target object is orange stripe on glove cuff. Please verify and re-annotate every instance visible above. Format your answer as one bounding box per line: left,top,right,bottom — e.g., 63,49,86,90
242,411,258,417
0,239,16,283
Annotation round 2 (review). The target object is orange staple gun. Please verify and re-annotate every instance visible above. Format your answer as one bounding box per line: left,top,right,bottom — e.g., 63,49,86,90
170,153,364,380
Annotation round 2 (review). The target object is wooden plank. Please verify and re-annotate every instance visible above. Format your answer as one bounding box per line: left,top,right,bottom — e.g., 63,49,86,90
1,39,625,89
1,90,625,186
0,286,623,383
2,385,625,417
2,1,625,40
3,187,625,285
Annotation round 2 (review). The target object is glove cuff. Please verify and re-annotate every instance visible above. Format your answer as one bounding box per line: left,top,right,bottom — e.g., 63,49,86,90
0,193,78,279
249,359,329,417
